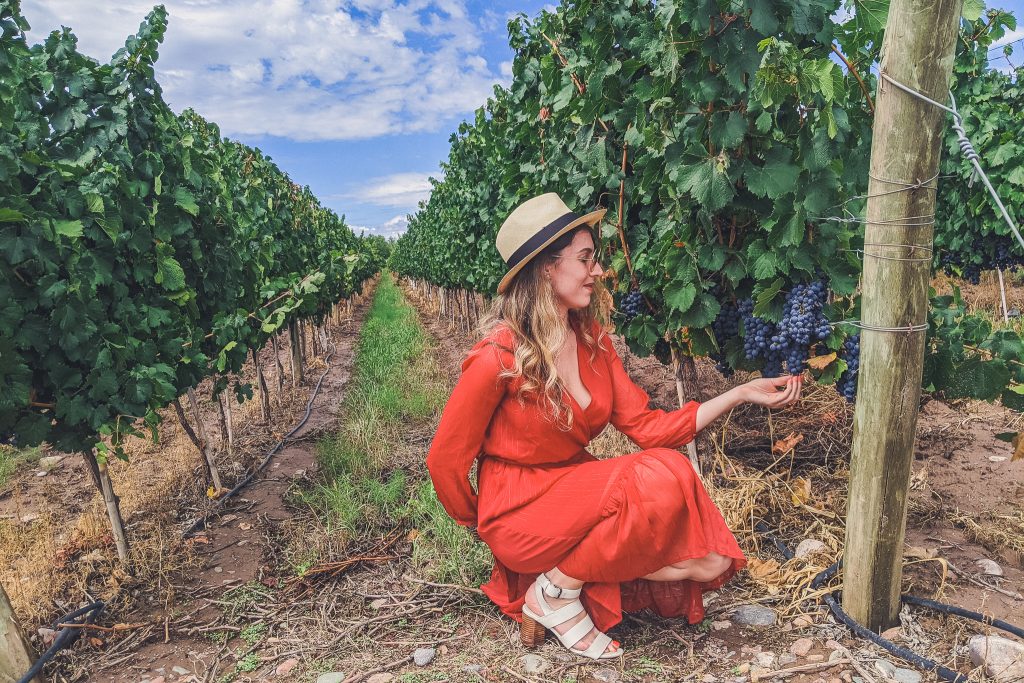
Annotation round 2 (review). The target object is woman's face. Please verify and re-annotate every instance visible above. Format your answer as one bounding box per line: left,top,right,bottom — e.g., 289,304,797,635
545,228,604,312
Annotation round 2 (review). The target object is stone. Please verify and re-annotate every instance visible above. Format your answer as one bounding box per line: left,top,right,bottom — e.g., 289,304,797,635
969,635,1024,682
315,674,345,683
791,615,814,629
731,605,777,627
702,675,719,683
795,539,828,558
827,677,842,683
790,638,814,657
828,650,844,663
35,470,47,477
853,677,865,683
462,664,485,676
366,675,394,683
841,672,853,683
369,598,388,609
171,666,191,676
755,652,777,669
592,668,620,683
413,647,436,667
893,668,921,683
874,660,897,678
712,620,732,631
38,455,65,469
212,566,223,573
735,663,751,674
807,655,825,663
778,654,798,667
20,513,39,524
520,654,549,675
880,627,902,641
37,627,57,646
150,678,166,683
975,558,1004,577
989,456,1008,463
275,658,299,676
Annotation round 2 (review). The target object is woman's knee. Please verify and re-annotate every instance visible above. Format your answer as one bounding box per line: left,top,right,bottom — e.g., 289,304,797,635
672,552,732,582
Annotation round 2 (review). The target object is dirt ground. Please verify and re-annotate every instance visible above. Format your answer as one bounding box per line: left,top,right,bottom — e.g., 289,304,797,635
2,274,1022,683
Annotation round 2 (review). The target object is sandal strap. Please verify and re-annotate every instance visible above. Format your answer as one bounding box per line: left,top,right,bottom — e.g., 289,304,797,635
532,585,584,625
580,631,614,660
537,572,582,600
560,614,596,649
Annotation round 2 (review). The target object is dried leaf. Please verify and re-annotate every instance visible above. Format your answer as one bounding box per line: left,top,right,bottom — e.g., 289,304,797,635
773,431,804,455
407,528,420,542
1013,432,1024,462
747,557,781,581
904,545,938,560
790,477,811,507
806,352,837,371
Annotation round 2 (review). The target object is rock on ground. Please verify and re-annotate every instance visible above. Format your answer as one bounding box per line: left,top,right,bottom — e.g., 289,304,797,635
731,605,777,626
520,654,550,674
315,674,345,683
412,647,436,666
969,635,1024,682
795,539,828,558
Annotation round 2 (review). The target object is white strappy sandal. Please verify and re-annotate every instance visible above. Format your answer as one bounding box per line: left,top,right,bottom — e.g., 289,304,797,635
520,573,623,660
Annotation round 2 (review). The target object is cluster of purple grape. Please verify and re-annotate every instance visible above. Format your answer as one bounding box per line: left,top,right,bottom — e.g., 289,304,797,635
710,300,740,377
940,237,1024,285
739,281,831,377
837,333,861,401
621,288,644,320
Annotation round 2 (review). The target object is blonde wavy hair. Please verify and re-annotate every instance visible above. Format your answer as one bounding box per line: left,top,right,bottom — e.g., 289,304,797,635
477,226,610,430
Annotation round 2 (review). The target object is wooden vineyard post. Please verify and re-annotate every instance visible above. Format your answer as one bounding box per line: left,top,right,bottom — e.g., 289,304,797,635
1,581,39,683
218,390,234,459
288,319,304,387
844,0,963,632
82,450,130,565
670,347,702,476
252,348,272,422
270,334,285,393
185,389,223,491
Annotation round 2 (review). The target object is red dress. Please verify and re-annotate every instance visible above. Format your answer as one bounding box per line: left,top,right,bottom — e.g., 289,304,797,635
425,318,746,632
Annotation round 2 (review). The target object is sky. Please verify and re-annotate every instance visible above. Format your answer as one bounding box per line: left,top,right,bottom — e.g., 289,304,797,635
20,1,1024,239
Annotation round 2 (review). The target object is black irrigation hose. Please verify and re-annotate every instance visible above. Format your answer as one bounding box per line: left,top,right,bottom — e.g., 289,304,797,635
17,601,105,683
182,338,340,538
755,522,1024,683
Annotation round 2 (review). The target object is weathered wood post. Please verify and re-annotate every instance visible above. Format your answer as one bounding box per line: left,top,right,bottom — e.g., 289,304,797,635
844,0,963,631
1,582,38,683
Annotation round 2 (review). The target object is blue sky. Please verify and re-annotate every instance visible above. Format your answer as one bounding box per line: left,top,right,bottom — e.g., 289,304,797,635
21,1,1024,238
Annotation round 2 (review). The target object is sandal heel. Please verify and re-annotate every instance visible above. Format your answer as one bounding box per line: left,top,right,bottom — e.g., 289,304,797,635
520,614,545,648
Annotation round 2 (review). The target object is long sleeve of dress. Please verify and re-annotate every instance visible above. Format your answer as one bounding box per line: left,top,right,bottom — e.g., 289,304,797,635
426,339,509,527
606,341,699,450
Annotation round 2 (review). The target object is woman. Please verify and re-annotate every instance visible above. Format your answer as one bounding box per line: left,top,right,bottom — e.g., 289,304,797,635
426,193,803,660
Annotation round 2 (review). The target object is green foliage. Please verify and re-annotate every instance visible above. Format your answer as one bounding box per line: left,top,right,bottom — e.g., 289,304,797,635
0,2,389,457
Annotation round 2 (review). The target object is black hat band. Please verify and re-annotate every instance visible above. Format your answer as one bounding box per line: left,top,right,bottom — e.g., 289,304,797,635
505,211,581,269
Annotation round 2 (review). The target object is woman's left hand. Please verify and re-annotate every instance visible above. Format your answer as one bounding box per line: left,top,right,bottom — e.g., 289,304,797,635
740,375,803,408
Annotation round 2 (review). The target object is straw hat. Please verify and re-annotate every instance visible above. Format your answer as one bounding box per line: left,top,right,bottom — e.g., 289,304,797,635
496,193,606,294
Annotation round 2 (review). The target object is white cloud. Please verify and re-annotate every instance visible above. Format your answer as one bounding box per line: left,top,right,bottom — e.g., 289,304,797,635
22,0,510,141
352,214,409,237
343,171,435,208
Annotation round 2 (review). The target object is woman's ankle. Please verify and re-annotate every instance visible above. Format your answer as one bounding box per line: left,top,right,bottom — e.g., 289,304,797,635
545,567,584,591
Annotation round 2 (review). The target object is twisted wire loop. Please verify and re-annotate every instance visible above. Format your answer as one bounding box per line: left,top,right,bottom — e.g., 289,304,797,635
841,242,935,262
840,320,930,334
879,71,1024,254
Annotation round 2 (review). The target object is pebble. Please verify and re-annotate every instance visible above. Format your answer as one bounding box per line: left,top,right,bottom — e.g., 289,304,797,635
35,470,47,477
791,615,814,629
880,627,902,641
38,455,65,469
171,666,190,676
893,668,922,683
369,598,389,609
275,658,299,676
807,655,825,663
592,668,620,683
365,675,394,683
702,675,719,683
795,539,828,558
875,660,897,678
315,674,345,683
790,638,814,657
736,663,751,674
969,635,1024,681
989,456,1008,462
212,566,222,573
462,664,485,676
20,513,39,524
755,652,777,669
975,558,1004,577
778,654,798,666
413,647,436,667
829,650,844,663
712,620,732,631
731,604,777,627
841,672,853,683
520,654,549,674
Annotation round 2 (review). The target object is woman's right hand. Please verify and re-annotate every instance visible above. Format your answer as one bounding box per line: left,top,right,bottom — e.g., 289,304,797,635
739,375,803,408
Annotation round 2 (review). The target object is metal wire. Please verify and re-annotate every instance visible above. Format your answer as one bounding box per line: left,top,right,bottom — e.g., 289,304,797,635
838,320,929,333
